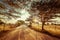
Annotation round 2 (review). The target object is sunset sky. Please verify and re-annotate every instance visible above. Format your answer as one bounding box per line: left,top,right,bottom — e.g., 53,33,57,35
0,0,60,24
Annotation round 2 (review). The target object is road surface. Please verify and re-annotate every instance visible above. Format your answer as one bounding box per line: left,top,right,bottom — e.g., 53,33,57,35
0,25,60,40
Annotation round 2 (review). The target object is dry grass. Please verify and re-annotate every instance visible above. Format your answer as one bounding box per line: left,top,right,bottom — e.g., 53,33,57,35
31,23,60,37
0,23,60,37
44,25,60,37
0,25,15,32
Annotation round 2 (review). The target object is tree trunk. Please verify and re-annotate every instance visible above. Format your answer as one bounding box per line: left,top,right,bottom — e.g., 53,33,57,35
3,24,5,31
42,21,45,30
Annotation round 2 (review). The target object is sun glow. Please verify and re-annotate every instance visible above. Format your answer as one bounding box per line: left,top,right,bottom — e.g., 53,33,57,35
17,9,31,21
5,9,31,24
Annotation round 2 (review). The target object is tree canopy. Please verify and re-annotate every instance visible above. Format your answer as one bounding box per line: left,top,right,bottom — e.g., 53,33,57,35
30,0,60,30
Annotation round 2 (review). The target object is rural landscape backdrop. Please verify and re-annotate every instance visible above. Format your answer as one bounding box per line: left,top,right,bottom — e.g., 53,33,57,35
0,0,60,40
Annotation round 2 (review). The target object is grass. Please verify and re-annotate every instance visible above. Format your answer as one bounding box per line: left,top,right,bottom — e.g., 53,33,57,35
31,23,60,37
0,25,15,32
0,23,60,37
44,25,60,37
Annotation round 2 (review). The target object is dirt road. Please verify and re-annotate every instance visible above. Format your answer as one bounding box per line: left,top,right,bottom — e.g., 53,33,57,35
0,25,60,40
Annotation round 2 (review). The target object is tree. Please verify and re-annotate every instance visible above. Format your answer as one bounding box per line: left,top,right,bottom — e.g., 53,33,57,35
0,20,4,25
15,20,25,27
31,0,60,30
0,20,5,31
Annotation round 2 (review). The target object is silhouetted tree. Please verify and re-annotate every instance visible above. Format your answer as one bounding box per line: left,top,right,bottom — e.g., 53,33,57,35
15,20,25,27
31,0,60,30
0,20,4,25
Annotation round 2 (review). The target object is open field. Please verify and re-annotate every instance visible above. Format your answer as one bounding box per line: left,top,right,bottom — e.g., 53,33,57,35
0,23,60,40
31,23,60,37
0,24,15,32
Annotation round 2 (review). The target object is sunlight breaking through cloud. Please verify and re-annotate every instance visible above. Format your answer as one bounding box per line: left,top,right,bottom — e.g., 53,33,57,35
0,0,60,24
0,0,32,24
4,9,31,24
